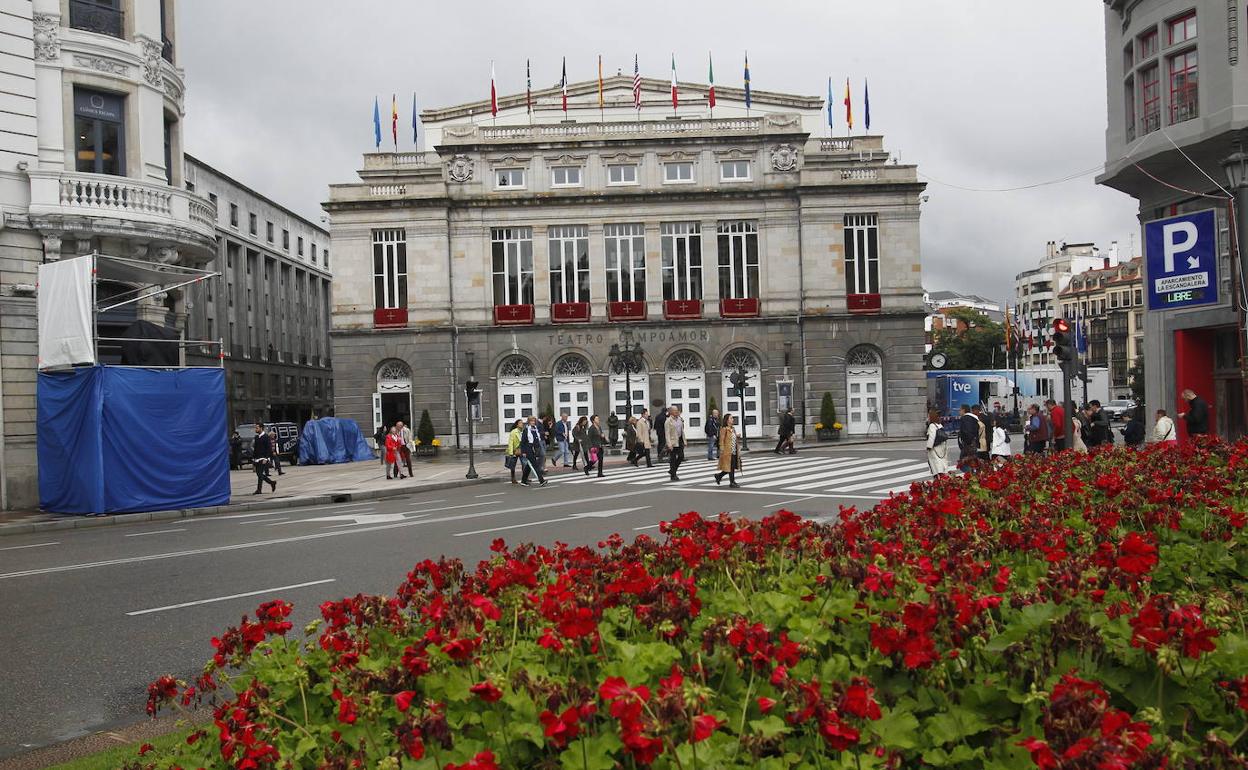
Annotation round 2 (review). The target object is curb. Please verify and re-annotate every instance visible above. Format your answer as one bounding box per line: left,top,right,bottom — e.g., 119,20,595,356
0,476,500,538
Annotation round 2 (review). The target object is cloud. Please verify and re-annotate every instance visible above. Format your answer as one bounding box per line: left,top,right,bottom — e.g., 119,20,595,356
178,0,1139,302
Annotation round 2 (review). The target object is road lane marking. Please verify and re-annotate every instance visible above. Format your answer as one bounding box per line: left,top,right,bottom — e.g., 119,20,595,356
0,541,59,552
126,579,336,616
475,492,506,498
124,528,186,538
245,517,288,525
634,524,662,531
763,497,814,509
453,507,650,537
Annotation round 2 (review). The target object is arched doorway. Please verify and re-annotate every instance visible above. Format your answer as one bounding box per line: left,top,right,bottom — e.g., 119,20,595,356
610,358,649,420
845,346,884,435
376,360,412,435
497,355,538,442
721,349,761,439
553,354,594,420
664,351,706,431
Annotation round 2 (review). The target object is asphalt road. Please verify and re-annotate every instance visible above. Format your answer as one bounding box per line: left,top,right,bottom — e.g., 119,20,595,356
0,440,929,758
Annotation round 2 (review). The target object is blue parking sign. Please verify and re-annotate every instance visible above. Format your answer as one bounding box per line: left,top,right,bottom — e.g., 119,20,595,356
1144,209,1218,311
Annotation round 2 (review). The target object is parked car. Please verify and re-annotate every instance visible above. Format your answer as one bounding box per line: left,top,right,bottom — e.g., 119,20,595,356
1102,399,1138,422
235,422,300,465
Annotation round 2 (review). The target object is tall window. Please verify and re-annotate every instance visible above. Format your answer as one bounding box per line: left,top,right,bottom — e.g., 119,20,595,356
717,221,759,300
163,116,174,185
1168,49,1198,124
73,89,124,176
661,223,702,301
69,0,123,38
1124,77,1136,139
229,203,238,227
249,213,257,236
1167,11,1196,45
549,225,590,303
844,214,880,295
372,229,407,310
297,237,304,256
1140,64,1160,135
604,223,646,302
491,227,534,306
1137,27,1158,59
266,221,274,243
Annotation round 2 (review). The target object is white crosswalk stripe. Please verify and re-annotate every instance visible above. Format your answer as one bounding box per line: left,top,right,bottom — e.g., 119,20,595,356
538,453,938,497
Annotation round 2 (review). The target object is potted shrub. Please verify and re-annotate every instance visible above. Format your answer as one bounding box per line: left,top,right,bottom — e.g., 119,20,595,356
816,392,842,440
414,409,438,457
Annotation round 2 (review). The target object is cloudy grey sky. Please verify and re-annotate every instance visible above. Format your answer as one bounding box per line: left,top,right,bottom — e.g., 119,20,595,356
179,0,1139,304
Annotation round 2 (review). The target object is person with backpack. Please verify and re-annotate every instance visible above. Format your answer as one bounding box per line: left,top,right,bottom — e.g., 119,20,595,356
1121,407,1146,449
1024,404,1049,454
925,409,949,475
956,404,980,471
991,420,1013,467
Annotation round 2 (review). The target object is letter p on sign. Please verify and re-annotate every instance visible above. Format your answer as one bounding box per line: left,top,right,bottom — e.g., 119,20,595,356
1163,221,1199,273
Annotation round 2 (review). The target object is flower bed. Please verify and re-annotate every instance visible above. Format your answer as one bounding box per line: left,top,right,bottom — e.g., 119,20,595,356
142,440,1248,769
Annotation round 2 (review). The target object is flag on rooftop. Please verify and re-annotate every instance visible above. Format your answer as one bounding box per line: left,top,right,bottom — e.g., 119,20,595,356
632,54,641,110
864,79,871,131
526,59,532,115
372,96,380,149
390,94,398,149
707,52,716,109
670,54,678,111
490,61,498,117
598,55,604,109
561,57,568,113
743,52,751,109
843,77,853,131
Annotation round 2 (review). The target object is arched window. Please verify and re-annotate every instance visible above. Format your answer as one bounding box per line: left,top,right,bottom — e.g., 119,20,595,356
553,354,594,418
722,349,760,373
377,359,412,388
664,351,706,429
846,346,882,367
845,346,885,435
554,354,592,376
666,350,704,372
720,349,762,433
498,355,535,377
497,355,538,439
375,359,412,435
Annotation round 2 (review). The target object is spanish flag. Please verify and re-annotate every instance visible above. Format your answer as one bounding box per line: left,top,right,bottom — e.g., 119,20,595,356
391,94,398,148
843,78,853,131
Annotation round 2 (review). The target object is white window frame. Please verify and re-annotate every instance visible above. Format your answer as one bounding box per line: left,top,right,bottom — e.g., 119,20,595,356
844,213,880,295
548,225,590,304
663,161,694,184
661,222,702,301
551,166,582,188
604,223,646,302
491,227,534,306
716,220,760,300
496,168,526,189
720,159,751,182
372,228,407,310
607,163,639,186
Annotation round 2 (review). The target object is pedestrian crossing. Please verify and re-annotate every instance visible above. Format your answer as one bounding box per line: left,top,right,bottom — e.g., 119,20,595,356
541,452,937,498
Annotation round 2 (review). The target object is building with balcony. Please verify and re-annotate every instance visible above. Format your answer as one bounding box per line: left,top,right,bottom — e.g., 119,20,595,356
1058,257,1145,398
324,76,927,446
183,156,333,429
923,290,1002,354
1013,241,1110,367
1099,0,1246,440
0,0,213,509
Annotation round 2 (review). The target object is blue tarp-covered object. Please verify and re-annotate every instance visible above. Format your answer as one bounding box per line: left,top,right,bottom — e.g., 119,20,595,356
38,366,229,514
297,417,374,465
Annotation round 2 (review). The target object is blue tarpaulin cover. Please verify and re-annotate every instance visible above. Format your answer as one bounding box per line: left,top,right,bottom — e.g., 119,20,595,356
297,417,374,465
37,366,229,514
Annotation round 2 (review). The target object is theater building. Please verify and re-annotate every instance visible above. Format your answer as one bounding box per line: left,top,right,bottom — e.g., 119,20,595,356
324,76,927,446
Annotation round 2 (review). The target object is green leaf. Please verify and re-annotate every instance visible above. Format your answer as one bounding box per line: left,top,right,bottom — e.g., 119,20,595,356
749,715,790,739
870,707,920,750
985,602,1061,652
924,706,991,745
560,731,623,770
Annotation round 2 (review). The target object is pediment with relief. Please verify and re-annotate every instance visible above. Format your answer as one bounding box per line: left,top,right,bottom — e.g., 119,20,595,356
487,153,533,167
542,152,589,165
656,149,698,162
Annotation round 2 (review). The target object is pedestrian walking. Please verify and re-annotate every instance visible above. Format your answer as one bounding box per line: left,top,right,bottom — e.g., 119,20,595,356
1045,399,1066,451
251,423,277,494
267,428,285,476
520,416,548,486
925,409,949,475
956,405,979,471
665,406,686,481
704,409,720,461
631,409,654,467
774,408,797,454
1023,405,1048,455
714,413,742,487
607,411,620,448
1121,407,1145,448
624,416,638,459
505,419,523,483
1070,410,1089,453
374,424,387,466
991,420,1013,467
571,416,589,470
395,420,414,477
385,425,406,480
970,405,990,462
554,413,572,467
1153,409,1178,444
1088,401,1111,447
584,414,606,477
1178,389,1210,437
654,407,669,461
229,431,243,471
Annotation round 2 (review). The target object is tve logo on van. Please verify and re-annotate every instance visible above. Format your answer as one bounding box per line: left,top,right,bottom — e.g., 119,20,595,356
1145,209,1218,311
951,380,975,395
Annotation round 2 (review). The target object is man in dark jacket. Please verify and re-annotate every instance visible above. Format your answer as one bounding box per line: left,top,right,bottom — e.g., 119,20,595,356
251,423,277,494
774,409,797,454
1088,400,1111,447
229,431,243,470
704,410,720,461
519,416,548,486
654,407,669,461
957,405,980,471
1179,389,1210,436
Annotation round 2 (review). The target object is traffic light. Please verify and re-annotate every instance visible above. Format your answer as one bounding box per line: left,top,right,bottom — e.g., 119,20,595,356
465,379,480,404
1052,318,1075,363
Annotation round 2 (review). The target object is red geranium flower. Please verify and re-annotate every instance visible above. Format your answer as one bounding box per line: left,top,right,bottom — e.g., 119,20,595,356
395,690,417,712
469,680,503,702
1116,532,1158,576
691,713,723,743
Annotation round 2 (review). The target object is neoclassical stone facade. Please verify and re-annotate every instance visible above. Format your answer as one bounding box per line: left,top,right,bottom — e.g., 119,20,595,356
325,76,927,446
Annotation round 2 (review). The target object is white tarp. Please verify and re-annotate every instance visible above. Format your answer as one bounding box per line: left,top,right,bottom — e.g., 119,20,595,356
38,256,95,370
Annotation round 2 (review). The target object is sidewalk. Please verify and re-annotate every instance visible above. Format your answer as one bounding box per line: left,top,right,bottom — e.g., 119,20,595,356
0,452,504,536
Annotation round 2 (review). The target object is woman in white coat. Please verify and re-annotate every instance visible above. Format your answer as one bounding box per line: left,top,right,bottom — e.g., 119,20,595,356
990,422,1013,468
925,410,949,475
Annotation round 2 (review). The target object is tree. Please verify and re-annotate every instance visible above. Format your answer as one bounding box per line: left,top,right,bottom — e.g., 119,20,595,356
820,392,837,429
416,409,436,446
929,307,1006,370
1127,356,1146,406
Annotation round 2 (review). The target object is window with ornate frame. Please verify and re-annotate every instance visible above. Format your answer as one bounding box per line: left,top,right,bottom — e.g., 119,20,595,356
605,223,646,302
717,221,759,299
661,222,702,301
491,227,534,306
548,225,590,303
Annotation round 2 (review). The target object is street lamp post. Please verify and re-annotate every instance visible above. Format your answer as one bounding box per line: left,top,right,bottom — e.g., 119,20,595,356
1222,144,1248,428
607,329,644,423
730,365,749,450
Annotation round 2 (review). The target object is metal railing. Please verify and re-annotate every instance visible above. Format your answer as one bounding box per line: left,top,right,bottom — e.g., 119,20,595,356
69,1,124,38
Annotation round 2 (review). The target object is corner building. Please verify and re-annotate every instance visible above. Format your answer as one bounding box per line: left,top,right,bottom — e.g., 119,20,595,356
325,77,926,445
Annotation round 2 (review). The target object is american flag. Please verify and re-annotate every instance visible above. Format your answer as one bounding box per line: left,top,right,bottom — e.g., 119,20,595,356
632,54,641,110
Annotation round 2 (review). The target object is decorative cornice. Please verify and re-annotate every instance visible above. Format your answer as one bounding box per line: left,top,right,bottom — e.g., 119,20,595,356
487,153,532,166
136,35,163,87
32,14,59,62
542,152,589,165
72,54,130,77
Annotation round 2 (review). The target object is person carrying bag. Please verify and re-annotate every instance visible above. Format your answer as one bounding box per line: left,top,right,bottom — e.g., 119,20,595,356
714,414,742,488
